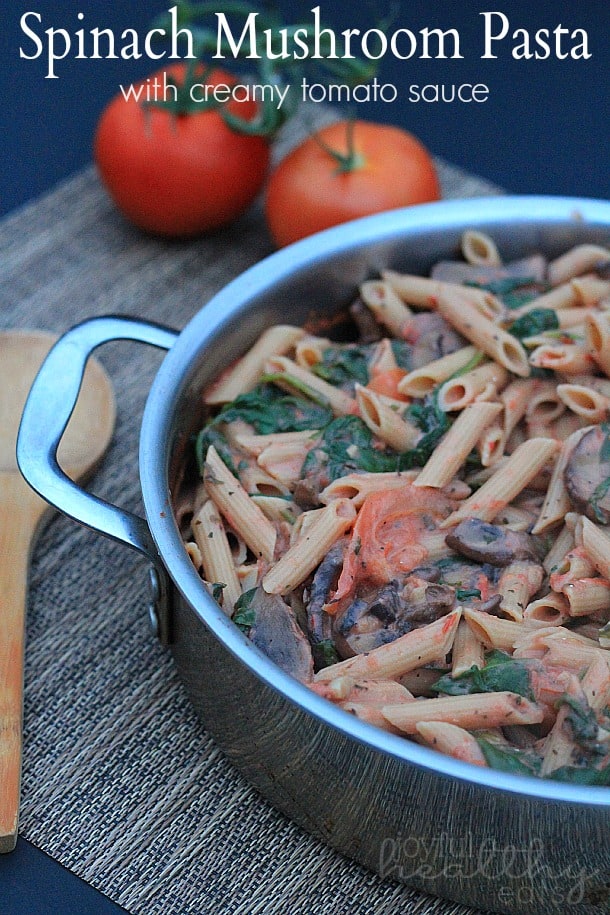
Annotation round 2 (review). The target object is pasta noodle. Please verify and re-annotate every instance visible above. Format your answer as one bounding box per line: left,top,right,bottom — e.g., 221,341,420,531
436,289,530,376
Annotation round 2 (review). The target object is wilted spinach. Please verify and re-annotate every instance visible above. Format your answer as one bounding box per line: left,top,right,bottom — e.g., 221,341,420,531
466,276,546,310
301,407,452,484
390,339,413,371
195,382,333,474
232,588,258,634
312,638,340,669
550,764,610,785
561,694,606,759
311,344,371,387
477,739,542,777
432,649,534,700
509,308,559,340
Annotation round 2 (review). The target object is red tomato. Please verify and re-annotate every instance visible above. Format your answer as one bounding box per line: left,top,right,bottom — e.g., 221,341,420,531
94,65,270,237
367,367,409,401
265,120,440,248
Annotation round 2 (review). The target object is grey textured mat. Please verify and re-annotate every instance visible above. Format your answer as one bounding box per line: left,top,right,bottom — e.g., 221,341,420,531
0,112,501,914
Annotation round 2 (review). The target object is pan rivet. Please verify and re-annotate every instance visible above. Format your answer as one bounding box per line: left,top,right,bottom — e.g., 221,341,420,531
148,601,160,638
147,567,161,636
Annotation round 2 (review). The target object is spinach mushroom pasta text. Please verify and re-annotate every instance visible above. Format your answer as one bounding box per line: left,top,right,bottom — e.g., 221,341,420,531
176,230,610,783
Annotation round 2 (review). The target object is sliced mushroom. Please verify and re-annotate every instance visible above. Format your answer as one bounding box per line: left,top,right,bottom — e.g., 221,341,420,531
306,538,348,643
248,587,313,682
332,576,456,658
293,475,323,511
430,255,547,285
564,425,610,524
401,577,456,624
333,583,408,657
406,313,466,368
349,296,383,343
445,518,545,567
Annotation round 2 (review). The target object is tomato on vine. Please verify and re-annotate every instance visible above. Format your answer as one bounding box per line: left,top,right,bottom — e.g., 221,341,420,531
94,64,271,238
264,120,441,248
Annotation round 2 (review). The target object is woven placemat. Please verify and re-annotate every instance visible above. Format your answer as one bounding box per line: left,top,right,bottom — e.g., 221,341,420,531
0,110,502,915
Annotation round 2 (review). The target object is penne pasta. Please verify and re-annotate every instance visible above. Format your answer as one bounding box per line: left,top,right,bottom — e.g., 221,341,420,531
548,244,610,286
383,691,544,734
531,427,590,534
320,470,418,507
204,445,277,563
543,524,575,574
415,721,488,766
437,361,508,411
265,355,356,416
524,380,565,425
205,325,304,404
294,335,332,368
436,288,530,376
314,611,461,682
451,619,485,677
257,439,316,484
529,342,594,375
557,379,610,423
262,499,356,595
397,345,478,398
571,275,610,308
463,608,528,652
441,438,560,528
185,232,610,784
509,282,578,318
523,593,571,627
460,229,502,267
360,279,414,336
585,311,610,377
355,384,420,451
415,401,502,488
497,561,544,622
192,499,242,614
577,517,610,581
562,578,610,618
382,270,503,320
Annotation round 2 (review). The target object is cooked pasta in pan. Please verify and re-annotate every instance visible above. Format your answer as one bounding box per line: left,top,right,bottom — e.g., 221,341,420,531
179,231,610,783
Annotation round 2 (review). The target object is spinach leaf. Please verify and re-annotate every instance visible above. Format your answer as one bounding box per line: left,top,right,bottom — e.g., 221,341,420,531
600,422,610,463
195,425,237,476
312,344,370,387
390,339,413,371
591,483,610,524
195,382,333,476
232,588,258,634
312,639,340,669
455,588,482,601
478,739,542,777
301,416,393,482
432,649,534,700
404,392,451,463
302,408,452,484
509,308,559,340
466,276,546,310
561,694,606,758
550,764,610,785
211,583,226,603
220,382,333,432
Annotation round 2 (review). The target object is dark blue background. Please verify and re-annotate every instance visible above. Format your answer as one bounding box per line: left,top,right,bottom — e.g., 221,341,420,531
1,0,608,217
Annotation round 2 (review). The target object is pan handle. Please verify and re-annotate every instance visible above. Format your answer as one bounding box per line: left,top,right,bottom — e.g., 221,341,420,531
17,316,179,641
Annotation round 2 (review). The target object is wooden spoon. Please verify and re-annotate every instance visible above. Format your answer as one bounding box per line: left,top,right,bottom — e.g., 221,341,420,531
0,331,115,852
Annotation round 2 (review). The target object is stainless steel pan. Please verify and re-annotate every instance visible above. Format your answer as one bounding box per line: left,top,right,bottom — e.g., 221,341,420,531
17,197,610,915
